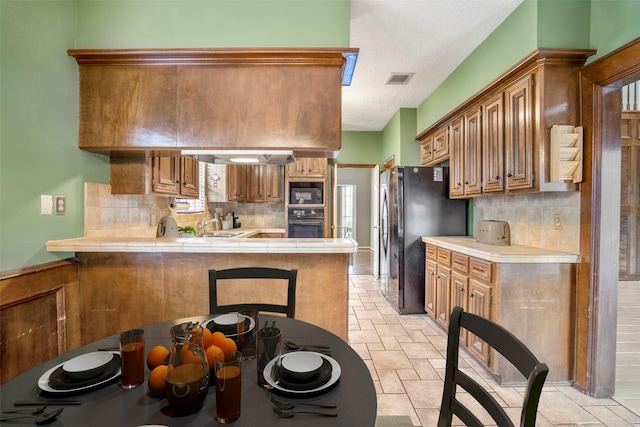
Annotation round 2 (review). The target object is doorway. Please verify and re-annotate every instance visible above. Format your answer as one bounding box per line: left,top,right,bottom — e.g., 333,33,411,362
579,38,640,400
330,164,380,276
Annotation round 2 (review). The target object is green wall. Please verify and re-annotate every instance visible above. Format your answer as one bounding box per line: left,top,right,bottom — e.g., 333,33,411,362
1,1,109,271
336,131,383,165
0,0,350,272
415,0,595,132
380,108,418,166
589,0,640,63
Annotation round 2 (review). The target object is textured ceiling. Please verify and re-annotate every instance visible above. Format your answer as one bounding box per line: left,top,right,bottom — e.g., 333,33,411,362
342,0,523,132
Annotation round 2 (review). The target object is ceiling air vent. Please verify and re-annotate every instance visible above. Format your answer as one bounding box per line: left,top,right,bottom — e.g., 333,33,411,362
385,73,414,85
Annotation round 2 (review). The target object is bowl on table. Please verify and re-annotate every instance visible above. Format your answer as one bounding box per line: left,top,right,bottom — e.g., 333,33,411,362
62,352,114,380
280,352,323,381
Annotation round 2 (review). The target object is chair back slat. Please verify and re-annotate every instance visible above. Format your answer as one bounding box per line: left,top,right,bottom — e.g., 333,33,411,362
438,306,549,427
208,267,297,318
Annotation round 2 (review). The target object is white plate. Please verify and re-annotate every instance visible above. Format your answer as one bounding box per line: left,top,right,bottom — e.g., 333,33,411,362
203,314,256,338
38,351,121,394
212,313,240,327
263,352,341,395
62,352,113,379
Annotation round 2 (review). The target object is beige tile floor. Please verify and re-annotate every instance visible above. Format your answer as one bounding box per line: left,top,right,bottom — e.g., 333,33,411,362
347,255,640,426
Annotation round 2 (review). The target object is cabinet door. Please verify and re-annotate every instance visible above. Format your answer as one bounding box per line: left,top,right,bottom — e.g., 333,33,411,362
449,119,465,198
425,259,437,316
435,265,451,329
265,165,285,203
246,165,266,203
287,158,307,178
152,156,180,195
482,93,504,193
420,138,434,165
504,74,534,191
226,165,246,202
466,279,492,364
304,158,327,179
451,271,468,343
432,126,449,162
463,107,482,196
180,157,200,198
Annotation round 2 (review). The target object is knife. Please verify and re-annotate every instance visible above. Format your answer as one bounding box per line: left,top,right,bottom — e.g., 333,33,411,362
14,400,82,406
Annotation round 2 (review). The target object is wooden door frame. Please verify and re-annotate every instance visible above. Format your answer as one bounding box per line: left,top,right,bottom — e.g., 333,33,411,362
578,37,640,397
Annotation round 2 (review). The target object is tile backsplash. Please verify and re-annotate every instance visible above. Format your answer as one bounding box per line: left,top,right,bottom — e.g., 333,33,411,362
473,192,580,254
84,182,284,237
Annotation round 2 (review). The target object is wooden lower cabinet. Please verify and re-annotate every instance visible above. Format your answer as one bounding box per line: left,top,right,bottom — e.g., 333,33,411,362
424,243,575,384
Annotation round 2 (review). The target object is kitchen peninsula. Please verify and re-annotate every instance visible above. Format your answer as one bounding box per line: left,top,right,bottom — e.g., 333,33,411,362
47,232,357,344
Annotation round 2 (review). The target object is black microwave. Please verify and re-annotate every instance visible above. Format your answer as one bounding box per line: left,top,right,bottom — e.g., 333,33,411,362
290,187,322,205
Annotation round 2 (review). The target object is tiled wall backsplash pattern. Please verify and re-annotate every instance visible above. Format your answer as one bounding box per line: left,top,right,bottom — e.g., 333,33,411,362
473,191,580,254
84,183,284,237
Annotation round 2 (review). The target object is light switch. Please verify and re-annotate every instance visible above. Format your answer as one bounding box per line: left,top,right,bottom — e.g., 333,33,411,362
41,195,53,215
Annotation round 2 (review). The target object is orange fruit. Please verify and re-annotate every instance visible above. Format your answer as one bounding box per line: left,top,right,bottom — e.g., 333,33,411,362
148,364,168,396
147,345,169,371
179,343,203,365
205,345,222,368
211,331,226,348
202,328,213,349
218,337,237,352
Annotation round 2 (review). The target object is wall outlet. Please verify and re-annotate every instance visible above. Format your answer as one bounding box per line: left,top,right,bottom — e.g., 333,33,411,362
41,195,53,215
55,196,66,215
554,213,563,230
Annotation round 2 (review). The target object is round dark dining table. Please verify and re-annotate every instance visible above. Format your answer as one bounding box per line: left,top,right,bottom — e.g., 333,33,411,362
0,314,377,426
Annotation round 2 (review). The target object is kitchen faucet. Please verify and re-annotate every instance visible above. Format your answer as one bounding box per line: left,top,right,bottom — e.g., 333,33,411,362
197,218,219,237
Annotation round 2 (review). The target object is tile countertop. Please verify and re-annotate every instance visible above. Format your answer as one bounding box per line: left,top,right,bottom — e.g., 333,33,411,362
422,236,580,264
46,228,359,254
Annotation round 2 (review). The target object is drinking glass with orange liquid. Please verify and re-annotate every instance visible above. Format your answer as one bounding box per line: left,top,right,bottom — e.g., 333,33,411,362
165,322,210,416
119,329,145,389
214,350,242,424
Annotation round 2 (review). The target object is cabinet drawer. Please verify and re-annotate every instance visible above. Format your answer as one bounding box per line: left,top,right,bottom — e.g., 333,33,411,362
426,244,437,261
452,252,469,273
437,248,451,266
469,258,493,283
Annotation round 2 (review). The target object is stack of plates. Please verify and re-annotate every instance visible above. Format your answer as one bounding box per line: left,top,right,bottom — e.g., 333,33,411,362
203,313,255,338
38,351,121,394
263,352,341,396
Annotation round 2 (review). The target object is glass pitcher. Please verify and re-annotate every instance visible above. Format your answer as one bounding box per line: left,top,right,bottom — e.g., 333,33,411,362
165,322,210,416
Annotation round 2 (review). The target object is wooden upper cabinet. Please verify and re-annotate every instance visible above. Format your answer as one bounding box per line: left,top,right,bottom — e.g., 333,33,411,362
228,164,284,203
287,158,327,180
77,66,179,151
504,73,534,191
449,117,465,198
179,157,200,198
110,155,199,197
463,107,482,196
68,48,357,158
265,165,285,203
152,157,180,195
226,165,247,202
482,93,504,193
419,126,449,166
432,127,450,162
420,137,433,166
415,48,595,198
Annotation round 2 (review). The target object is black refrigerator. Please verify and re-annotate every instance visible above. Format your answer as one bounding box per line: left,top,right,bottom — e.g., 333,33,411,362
379,166,467,314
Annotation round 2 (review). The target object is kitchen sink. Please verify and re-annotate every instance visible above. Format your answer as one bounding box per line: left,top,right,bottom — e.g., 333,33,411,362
202,231,243,238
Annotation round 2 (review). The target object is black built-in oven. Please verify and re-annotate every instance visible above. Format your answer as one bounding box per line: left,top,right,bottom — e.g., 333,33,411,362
287,208,324,238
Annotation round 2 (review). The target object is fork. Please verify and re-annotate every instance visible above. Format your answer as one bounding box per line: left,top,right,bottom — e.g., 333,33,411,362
271,397,337,410
284,340,330,350
274,407,337,417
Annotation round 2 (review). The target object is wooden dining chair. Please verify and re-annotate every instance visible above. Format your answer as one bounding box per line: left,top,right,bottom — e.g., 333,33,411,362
438,306,549,427
208,267,298,318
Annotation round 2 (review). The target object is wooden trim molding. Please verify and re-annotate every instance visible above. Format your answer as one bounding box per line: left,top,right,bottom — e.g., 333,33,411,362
577,37,640,397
